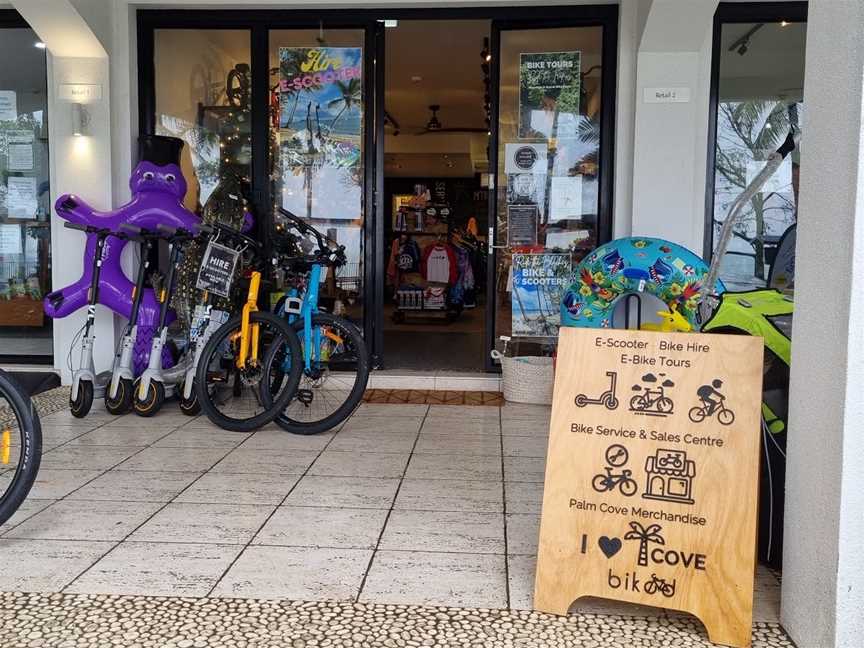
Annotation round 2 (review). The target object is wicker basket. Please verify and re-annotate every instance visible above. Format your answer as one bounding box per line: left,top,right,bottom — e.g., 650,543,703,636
491,350,555,405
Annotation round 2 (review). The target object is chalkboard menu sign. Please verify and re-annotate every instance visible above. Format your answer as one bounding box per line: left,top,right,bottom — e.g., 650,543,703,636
196,240,240,298
534,328,763,648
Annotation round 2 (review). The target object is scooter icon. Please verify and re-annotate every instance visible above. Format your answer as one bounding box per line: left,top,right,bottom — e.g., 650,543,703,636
575,371,619,410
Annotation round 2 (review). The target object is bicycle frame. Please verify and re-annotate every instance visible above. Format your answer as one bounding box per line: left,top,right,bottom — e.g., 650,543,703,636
236,271,261,368
280,263,344,373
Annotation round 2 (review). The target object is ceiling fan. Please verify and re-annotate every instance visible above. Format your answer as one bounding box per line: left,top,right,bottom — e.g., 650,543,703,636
415,105,489,136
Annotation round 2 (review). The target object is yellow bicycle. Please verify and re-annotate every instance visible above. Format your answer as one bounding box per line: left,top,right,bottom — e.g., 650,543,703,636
194,267,302,432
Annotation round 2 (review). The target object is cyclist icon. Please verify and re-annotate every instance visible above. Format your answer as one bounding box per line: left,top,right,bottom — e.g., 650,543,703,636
592,444,638,497
689,379,735,426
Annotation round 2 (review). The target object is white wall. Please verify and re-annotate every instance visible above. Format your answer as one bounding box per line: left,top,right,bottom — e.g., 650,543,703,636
630,0,717,254
781,1,864,646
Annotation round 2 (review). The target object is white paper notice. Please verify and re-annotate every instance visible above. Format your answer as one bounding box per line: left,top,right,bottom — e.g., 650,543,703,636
549,175,583,221
7,130,34,171
8,145,33,171
0,91,17,121
0,224,22,254
504,142,548,175
6,177,38,219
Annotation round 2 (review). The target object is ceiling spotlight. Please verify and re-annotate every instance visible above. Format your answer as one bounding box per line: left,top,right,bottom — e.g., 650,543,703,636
780,20,789,27
34,41,46,49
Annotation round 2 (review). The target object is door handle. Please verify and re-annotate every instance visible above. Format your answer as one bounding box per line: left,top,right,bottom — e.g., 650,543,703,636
488,226,507,253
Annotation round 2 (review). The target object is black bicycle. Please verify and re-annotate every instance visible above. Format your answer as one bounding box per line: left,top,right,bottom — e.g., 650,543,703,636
0,370,42,526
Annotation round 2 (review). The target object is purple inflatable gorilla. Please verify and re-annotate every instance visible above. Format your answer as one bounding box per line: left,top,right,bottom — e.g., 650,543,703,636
44,136,201,374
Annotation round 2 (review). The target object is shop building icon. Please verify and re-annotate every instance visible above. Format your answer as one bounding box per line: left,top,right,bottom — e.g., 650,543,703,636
642,448,696,505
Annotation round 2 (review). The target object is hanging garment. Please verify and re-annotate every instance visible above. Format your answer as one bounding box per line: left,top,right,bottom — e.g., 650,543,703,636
455,246,475,291
396,238,421,272
422,243,458,284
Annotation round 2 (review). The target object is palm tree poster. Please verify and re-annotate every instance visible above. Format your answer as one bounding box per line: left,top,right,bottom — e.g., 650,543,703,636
511,252,571,337
278,47,363,221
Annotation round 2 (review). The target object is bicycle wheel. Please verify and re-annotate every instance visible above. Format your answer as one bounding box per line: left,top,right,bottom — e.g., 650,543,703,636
268,313,369,435
620,478,638,497
195,311,302,432
0,370,42,527
718,408,735,426
656,396,674,413
688,406,706,423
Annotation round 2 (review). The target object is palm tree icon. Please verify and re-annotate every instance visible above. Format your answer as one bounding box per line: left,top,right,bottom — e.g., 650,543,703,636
624,522,665,567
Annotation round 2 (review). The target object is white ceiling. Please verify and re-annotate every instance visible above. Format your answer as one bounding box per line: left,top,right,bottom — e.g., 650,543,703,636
385,19,490,176
385,19,490,133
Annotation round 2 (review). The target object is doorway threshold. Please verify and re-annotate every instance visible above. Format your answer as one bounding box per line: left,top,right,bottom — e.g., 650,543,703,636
369,370,501,392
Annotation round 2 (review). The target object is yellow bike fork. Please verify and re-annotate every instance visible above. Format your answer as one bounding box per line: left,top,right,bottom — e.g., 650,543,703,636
1,427,10,465
236,271,261,369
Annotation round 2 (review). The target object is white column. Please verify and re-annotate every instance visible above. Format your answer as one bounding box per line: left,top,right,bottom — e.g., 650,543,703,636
12,0,115,383
782,1,864,646
630,0,718,253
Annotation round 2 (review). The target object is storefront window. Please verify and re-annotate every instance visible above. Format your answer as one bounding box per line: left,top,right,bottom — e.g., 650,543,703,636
710,19,806,291
494,26,605,342
269,29,366,323
153,29,252,217
0,20,51,357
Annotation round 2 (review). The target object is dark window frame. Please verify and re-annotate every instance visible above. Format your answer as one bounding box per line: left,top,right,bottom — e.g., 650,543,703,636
704,1,808,262
136,5,618,370
0,9,53,364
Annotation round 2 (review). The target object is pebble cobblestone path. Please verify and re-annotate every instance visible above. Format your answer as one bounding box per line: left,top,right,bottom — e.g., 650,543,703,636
0,593,794,648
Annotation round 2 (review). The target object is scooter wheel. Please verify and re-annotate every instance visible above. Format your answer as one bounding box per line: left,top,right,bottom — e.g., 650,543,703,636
70,380,94,418
133,380,165,417
105,378,134,415
179,382,201,416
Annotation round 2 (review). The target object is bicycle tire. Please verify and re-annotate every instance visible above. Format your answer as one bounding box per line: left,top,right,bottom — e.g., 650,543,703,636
269,313,369,435
718,408,735,426
0,370,42,527
196,311,302,432
688,406,706,423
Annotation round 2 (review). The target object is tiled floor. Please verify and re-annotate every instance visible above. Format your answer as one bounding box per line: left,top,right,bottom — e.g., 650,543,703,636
0,399,787,646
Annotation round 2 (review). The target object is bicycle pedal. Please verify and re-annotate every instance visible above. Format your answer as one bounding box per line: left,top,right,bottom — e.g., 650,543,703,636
297,389,314,406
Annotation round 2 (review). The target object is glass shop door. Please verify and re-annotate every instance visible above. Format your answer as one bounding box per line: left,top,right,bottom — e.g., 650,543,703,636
486,19,614,369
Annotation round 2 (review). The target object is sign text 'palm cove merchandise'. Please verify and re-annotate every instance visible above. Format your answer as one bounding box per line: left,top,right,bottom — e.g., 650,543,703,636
534,328,763,648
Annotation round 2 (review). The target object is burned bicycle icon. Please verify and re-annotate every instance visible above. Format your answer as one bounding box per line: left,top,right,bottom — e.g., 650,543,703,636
592,444,638,497
644,573,676,598
630,373,675,417
575,371,619,410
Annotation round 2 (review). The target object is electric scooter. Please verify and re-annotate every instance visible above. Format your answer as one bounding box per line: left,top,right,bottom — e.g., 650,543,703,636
574,371,619,410
133,226,195,416
66,222,114,418
104,225,155,414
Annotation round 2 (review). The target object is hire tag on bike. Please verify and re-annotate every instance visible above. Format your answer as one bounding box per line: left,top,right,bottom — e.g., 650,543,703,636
196,240,241,298
534,328,763,648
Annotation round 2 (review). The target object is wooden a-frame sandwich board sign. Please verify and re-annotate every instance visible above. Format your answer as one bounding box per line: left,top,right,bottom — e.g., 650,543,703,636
534,328,763,647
